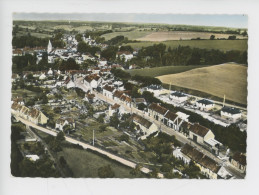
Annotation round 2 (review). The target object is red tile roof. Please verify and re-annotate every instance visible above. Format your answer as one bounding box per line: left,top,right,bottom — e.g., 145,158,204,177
148,103,168,115
189,123,210,137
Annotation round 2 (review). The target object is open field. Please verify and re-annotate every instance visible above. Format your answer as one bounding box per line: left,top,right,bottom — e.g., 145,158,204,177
157,63,247,105
57,147,143,178
125,39,248,52
101,30,151,40
53,25,94,32
137,31,246,41
126,65,208,77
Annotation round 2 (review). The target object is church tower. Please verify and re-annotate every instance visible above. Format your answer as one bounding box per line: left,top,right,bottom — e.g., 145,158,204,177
47,40,52,54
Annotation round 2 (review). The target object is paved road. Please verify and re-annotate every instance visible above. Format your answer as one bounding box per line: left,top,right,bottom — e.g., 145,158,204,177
74,77,245,179
14,115,163,178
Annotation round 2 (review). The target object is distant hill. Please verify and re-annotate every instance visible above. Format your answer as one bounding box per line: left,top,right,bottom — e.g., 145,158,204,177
156,63,247,105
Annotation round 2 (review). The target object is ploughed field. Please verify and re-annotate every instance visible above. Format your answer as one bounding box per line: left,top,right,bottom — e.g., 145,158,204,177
156,63,247,105
136,31,246,41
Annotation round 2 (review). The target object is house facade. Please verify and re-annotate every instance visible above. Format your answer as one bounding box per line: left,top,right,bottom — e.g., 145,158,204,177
170,91,188,103
221,106,242,122
148,103,168,122
131,113,158,139
196,99,215,111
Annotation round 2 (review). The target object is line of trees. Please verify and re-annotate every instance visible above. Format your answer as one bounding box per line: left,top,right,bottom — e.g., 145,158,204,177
129,44,247,68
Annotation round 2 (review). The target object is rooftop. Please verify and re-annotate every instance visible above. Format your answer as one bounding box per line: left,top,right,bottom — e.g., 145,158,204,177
132,114,153,129
148,103,168,115
189,123,210,137
197,99,214,105
181,144,221,173
221,106,241,114
171,91,187,97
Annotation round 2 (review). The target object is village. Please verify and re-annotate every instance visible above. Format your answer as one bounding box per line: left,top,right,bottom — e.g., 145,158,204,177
11,32,247,179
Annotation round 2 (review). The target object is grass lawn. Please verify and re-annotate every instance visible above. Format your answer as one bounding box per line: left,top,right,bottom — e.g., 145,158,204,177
125,39,247,52
57,147,145,178
126,65,208,77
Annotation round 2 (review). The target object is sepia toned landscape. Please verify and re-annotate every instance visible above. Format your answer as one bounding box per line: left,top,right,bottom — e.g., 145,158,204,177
11,13,247,179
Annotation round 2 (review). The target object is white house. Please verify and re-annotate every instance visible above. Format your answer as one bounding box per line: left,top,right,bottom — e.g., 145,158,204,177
103,85,116,99
26,154,40,161
116,51,134,62
55,118,75,131
39,73,47,80
163,111,182,131
170,91,188,103
83,74,102,90
221,106,241,122
196,99,215,111
47,68,53,75
132,113,158,139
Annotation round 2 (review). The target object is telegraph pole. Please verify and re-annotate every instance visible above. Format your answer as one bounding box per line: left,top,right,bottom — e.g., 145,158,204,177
93,129,95,146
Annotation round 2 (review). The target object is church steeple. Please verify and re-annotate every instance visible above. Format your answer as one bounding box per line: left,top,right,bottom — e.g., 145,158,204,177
47,40,52,54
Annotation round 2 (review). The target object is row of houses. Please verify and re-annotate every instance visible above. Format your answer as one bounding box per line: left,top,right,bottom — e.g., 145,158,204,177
11,102,48,125
147,103,223,155
173,144,230,179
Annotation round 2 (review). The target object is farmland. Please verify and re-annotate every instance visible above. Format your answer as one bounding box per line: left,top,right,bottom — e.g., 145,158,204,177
156,63,247,105
126,65,208,77
137,31,246,41
125,39,248,52
101,30,151,40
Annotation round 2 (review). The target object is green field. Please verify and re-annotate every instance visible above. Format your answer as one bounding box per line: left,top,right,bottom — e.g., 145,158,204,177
101,30,151,40
125,39,248,52
157,63,247,105
57,147,144,178
126,65,208,77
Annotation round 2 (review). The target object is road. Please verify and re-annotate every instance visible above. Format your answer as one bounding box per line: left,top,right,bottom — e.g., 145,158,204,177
14,115,163,178
26,125,66,177
74,77,245,179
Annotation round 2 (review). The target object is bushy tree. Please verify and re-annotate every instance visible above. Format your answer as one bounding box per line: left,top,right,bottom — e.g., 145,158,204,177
98,165,115,178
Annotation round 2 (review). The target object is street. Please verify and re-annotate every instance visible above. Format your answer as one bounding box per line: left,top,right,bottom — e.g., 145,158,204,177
74,77,245,179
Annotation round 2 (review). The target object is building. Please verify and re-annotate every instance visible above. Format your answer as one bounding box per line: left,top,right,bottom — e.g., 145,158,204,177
163,111,183,131
83,74,102,90
116,51,134,62
189,123,214,144
148,103,168,122
174,144,223,179
103,85,116,99
221,106,242,122
131,113,158,139
11,102,48,125
230,153,246,173
196,99,214,111
47,40,52,54
55,117,75,131
170,91,188,103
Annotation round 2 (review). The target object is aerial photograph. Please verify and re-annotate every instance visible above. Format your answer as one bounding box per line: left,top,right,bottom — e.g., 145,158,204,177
10,13,247,179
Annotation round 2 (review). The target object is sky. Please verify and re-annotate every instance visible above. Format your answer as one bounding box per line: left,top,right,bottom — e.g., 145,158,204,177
13,13,248,28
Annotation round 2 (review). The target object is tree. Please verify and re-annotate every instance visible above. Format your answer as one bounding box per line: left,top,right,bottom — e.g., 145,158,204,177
63,125,72,134
75,34,83,42
109,113,120,128
97,114,104,123
99,124,107,132
118,134,129,142
56,131,65,141
130,164,142,176
98,165,115,178
210,35,215,40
